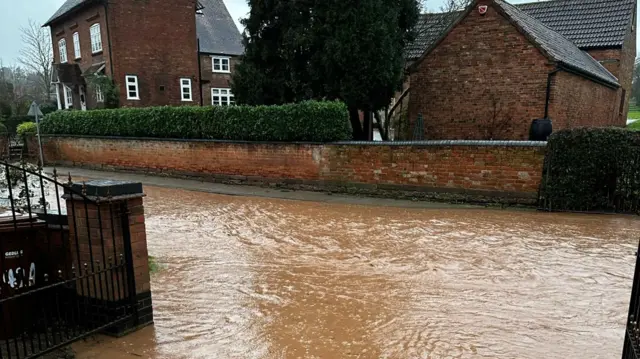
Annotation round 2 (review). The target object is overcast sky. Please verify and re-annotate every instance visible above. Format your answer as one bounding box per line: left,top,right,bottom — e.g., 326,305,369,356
0,0,638,66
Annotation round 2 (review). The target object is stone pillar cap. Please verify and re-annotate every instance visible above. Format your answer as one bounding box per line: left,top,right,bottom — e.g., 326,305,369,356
64,180,144,202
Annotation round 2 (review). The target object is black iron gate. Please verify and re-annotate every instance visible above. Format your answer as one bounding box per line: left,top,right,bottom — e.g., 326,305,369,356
624,240,640,359
0,162,137,358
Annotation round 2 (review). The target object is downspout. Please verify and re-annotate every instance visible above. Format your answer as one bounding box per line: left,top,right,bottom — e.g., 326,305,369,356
544,67,561,119
103,0,115,77
197,39,203,106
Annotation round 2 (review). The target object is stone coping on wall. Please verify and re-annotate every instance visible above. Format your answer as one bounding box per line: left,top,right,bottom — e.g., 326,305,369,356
41,134,548,147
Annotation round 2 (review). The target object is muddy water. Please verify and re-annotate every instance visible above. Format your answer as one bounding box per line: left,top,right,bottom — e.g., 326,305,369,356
74,186,640,359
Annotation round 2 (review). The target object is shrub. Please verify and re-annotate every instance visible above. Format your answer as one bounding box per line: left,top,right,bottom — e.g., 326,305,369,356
17,122,37,138
0,122,7,134
41,101,352,142
4,116,32,135
539,127,640,213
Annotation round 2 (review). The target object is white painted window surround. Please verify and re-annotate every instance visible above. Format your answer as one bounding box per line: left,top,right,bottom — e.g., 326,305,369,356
126,75,139,100
211,88,234,106
212,56,230,73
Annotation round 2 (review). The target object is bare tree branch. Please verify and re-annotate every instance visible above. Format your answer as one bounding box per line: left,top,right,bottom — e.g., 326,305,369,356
19,19,53,102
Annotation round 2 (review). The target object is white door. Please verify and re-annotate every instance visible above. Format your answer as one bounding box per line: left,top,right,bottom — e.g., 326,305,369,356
80,86,87,111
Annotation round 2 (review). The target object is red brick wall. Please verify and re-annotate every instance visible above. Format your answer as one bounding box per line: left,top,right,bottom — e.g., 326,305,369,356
50,3,110,110
586,19,636,123
42,137,546,201
200,54,238,105
548,71,619,129
107,0,201,107
408,1,553,140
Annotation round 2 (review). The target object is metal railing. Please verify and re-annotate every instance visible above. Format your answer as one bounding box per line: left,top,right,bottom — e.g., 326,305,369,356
0,162,136,358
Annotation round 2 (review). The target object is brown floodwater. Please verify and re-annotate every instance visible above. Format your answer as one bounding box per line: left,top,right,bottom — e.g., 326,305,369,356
73,185,640,359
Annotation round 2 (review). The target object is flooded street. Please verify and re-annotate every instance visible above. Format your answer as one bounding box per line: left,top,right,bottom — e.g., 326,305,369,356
74,185,640,359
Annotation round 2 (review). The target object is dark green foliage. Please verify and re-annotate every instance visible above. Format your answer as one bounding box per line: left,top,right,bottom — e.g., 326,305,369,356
232,0,419,139
86,75,120,109
3,116,32,135
0,122,7,134
539,127,640,213
40,101,352,142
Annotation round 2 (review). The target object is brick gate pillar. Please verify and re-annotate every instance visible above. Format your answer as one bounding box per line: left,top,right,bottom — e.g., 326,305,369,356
64,179,153,336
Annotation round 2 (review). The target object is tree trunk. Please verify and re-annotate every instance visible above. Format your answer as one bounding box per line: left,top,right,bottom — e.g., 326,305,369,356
374,111,389,141
363,110,372,141
349,106,365,140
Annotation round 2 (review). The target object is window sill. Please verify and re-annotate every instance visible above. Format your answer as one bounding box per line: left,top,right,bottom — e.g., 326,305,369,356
92,50,103,56
127,98,140,101
213,71,231,74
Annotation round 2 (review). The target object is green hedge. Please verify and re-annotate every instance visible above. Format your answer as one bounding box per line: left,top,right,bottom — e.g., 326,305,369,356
40,101,352,142
539,127,640,213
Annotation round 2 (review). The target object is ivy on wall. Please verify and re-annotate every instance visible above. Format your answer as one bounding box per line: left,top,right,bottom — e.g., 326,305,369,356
539,127,640,213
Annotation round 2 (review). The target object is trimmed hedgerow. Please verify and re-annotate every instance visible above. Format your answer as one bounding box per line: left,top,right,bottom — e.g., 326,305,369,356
539,127,640,213
40,101,352,142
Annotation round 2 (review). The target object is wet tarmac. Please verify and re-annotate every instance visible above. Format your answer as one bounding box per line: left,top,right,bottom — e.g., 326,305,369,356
73,185,640,359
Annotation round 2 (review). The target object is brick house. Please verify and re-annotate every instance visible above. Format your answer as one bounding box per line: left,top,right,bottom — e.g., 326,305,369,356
45,0,242,110
196,0,244,106
405,0,636,140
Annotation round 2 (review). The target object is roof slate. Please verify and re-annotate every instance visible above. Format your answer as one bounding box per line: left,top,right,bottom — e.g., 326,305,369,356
408,0,636,60
518,0,636,49
196,0,244,55
494,0,619,86
44,0,89,26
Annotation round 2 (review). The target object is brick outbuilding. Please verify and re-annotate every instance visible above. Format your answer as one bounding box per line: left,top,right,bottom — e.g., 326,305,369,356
406,0,636,140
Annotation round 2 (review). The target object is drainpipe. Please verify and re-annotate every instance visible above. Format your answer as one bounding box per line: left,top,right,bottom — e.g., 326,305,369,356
197,39,203,106
103,0,115,78
544,68,561,119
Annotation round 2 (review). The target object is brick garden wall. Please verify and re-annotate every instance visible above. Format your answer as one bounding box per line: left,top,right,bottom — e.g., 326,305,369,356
42,136,546,203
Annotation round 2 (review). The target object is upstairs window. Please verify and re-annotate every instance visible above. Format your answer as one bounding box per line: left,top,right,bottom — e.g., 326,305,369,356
73,32,81,59
180,78,192,101
212,56,230,73
90,23,102,53
58,38,67,63
126,75,139,100
211,88,234,106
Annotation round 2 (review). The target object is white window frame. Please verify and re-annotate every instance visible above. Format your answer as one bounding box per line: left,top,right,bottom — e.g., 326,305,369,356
212,56,230,73
90,23,102,54
95,85,104,103
211,88,234,106
63,85,73,109
125,75,140,100
58,38,67,63
73,32,81,59
180,78,192,102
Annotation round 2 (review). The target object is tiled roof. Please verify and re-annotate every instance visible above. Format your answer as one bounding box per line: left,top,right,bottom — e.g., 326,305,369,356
405,12,461,62
408,0,636,60
518,0,636,49
43,0,91,26
494,0,619,86
196,0,244,55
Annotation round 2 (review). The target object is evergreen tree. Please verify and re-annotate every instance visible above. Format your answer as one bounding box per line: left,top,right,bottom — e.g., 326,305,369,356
232,0,419,140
